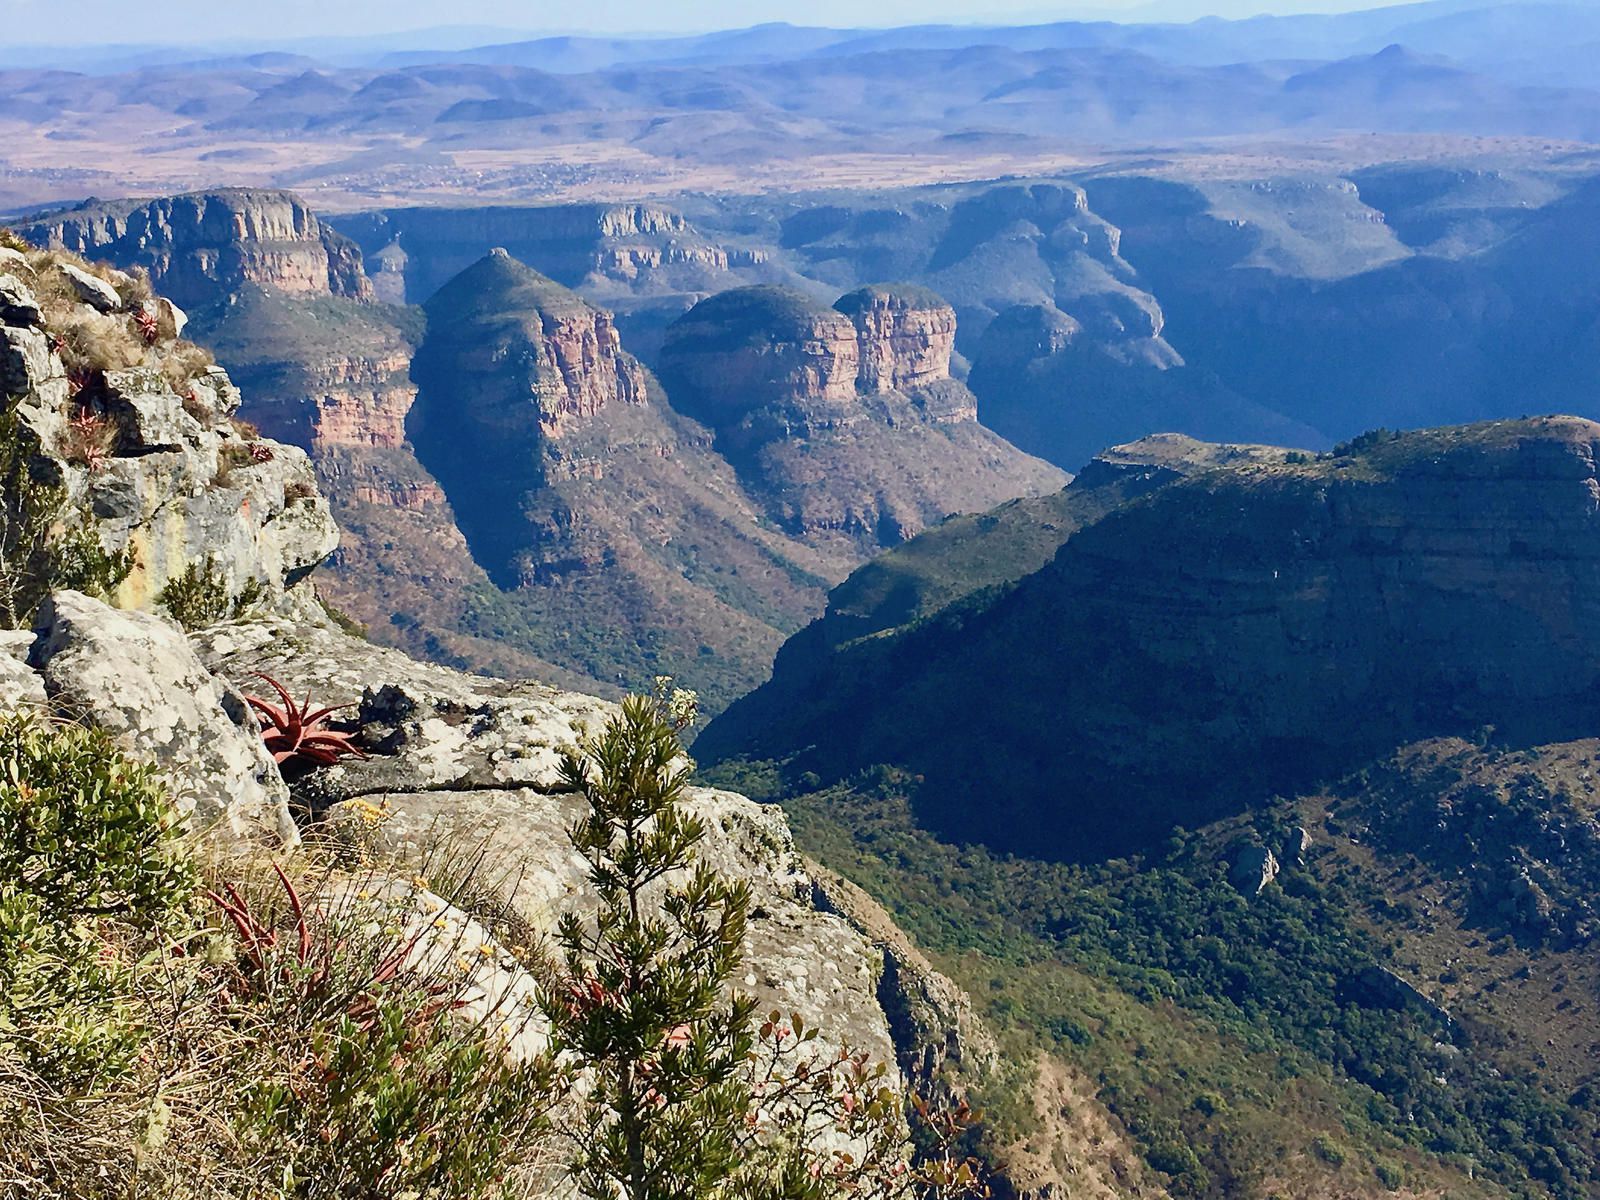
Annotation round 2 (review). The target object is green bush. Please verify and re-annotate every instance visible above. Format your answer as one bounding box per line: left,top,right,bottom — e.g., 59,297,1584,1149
0,713,193,1082
158,556,232,629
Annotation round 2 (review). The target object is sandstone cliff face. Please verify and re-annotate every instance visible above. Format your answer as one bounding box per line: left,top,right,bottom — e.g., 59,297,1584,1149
659,286,862,422
331,202,772,306
20,190,373,309
658,285,1065,557
416,248,647,446
836,285,957,394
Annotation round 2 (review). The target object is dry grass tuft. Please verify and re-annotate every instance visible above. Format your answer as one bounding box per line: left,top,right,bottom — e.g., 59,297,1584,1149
159,341,216,396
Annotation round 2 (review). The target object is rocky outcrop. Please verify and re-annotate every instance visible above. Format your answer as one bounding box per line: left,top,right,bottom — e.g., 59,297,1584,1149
1229,845,1281,896
27,590,295,843
659,285,1066,557
194,614,901,1071
415,248,646,445
661,286,862,421
967,303,1322,472
835,285,958,395
20,190,373,309
0,252,339,615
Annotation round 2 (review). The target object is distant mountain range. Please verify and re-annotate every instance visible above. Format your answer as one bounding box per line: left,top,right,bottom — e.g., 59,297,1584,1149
6,0,1594,90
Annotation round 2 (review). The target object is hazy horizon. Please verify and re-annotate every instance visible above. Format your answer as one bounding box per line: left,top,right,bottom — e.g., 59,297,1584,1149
0,0,1489,48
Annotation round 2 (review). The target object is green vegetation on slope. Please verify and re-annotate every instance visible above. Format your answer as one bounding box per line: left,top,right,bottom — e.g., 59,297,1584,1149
700,762,1591,1199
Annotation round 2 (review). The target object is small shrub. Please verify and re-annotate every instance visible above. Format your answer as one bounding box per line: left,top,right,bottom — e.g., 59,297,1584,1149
1331,428,1401,458
57,310,145,376
0,713,194,1083
0,398,132,627
233,575,267,616
284,479,316,503
1375,1159,1404,1190
1313,1134,1347,1166
158,555,232,630
214,440,257,486
48,519,135,602
0,227,29,253
317,590,369,640
543,695,986,1200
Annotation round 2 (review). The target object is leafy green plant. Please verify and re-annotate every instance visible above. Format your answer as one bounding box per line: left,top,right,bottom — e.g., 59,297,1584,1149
0,713,194,1083
158,555,231,629
209,859,560,1198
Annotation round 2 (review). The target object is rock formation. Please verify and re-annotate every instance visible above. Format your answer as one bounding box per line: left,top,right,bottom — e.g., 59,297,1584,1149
703,418,1600,859
331,202,772,306
968,303,1323,472
406,249,836,710
836,285,958,395
19,190,373,309
658,284,1066,557
0,249,338,615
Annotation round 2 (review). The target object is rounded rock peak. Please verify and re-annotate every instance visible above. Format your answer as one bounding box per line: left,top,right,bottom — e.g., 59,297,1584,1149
833,282,952,316
489,246,511,258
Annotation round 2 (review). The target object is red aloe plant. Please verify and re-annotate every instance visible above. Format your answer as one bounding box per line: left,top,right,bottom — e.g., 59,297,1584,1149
243,672,369,768
133,307,161,345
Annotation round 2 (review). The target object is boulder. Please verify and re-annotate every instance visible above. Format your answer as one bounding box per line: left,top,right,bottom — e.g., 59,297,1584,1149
30,590,295,845
104,367,205,450
0,273,42,327
1284,826,1314,867
59,262,123,312
160,296,189,339
0,630,46,710
1230,844,1280,896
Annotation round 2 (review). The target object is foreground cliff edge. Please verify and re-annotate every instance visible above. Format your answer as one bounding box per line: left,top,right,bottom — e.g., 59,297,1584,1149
0,237,1151,1195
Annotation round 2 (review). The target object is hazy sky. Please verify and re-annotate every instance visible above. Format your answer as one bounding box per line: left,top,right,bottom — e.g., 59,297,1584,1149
0,0,1420,45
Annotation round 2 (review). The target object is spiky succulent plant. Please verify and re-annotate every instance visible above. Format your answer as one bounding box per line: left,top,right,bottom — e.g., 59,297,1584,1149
242,673,368,769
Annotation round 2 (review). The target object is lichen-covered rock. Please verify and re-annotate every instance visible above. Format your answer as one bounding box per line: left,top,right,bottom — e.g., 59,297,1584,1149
0,273,42,327
30,590,295,844
196,613,897,1070
0,629,46,709
0,258,340,617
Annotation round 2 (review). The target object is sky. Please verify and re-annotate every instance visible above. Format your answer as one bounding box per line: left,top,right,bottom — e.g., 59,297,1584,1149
0,0,1432,45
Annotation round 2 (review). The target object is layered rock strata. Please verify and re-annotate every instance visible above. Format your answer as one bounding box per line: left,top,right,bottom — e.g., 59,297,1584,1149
20,190,373,308
658,284,1065,556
